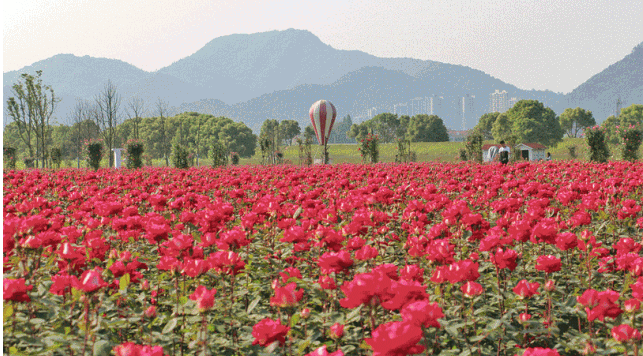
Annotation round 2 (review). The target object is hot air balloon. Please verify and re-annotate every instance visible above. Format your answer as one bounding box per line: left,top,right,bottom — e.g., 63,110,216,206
309,100,337,164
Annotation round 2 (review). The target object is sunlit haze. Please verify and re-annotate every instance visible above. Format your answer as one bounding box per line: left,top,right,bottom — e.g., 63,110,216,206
3,0,643,93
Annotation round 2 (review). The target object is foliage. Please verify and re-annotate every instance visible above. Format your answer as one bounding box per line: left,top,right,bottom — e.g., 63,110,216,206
474,112,501,140
491,113,512,143
230,152,240,165
559,107,596,138
86,139,103,170
50,147,62,168
3,163,643,355
395,138,413,163
407,114,449,142
585,125,611,162
328,115,356,144
459,148,468,161
568,145,577,159
279,120,301,145
126,139,145,169
505,100,564,147
211,141,229,167
603,104,643,146
617,125,642,161
172,144,190,169
4,147,17,170
359,133,379,163
5,70,59,168
464,132,484,163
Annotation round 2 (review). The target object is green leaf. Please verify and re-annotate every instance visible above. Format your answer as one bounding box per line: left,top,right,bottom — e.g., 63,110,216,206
4,304,13,323
119,273,130,291
162,318,178,333
247,296,261,314
93,340,112,356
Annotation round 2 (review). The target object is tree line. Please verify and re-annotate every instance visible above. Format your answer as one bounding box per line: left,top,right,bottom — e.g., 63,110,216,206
471,99,643,149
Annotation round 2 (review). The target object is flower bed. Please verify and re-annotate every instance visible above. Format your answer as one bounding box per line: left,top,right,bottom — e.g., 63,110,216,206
3,162,643,355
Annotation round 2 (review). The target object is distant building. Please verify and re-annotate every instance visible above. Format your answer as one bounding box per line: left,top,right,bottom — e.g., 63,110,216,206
461,94,475,130
430,95,444,117
393,103,408,116
367,107,379,119
508,97,519,110
490,90,508,112
409,97,430,116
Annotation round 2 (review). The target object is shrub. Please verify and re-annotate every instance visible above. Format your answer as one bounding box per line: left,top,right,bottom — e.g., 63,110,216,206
568,145,577,159
465,133,483,163
172,144,190,169
395,138,412,163
211,141,228,167
50,147,62,169
230,152,240,165
617,125,642,161
86,140,103,170
3,147,17,170
585,125,610,162
359,133,379,163
126,140,145,169
23,157,35,168
459,148,468,161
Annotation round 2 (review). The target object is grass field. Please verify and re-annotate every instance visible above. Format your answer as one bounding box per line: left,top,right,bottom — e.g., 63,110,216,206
8,137,641,169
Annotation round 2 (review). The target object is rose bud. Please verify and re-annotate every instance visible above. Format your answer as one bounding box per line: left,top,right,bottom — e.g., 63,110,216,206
141,280,150,291
624,299,640,313
301,308,311,319
271,279,280,290
519,313,531,324
330,323,344,339
544,280,556,292
144,305,157,318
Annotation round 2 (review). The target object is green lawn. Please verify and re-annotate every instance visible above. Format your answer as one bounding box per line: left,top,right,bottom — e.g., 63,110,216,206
7,138,642,170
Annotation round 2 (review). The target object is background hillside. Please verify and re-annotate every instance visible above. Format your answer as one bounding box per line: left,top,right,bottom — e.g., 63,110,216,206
4,30,641,132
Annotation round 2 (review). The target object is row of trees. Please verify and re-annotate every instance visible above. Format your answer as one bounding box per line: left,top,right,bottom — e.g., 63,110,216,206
472,99,643,149
348,113,449,143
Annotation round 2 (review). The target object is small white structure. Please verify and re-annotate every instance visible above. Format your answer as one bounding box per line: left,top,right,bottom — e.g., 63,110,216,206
112,148,125,168
515,143,546,161
482,144,502,162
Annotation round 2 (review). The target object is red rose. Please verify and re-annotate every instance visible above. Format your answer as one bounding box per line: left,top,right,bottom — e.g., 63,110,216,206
270,282,304,308
365,321,425,356
612,324,641,343
252,318,290,347
73,268,108,293
461,281,484,297
519,347,561,356
189,285,216,312
3,278,33,302
400,299,444,328
535,255,562,273
305,345,344,356
329,323,344,339
513,280,540,299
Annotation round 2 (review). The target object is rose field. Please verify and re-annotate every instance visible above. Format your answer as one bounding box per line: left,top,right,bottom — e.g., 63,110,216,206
3,162,643,356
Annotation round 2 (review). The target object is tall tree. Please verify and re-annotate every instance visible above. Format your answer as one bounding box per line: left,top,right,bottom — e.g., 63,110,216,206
407,114,449,142
505,100,564,147
279,120,301,146
6,71,59,167
474,112,501,140
491,113,513,142
156,98,170,166
94,80,121,167
260,119,280,164
559,107,596,138
125,96,147,140
69,99,99,167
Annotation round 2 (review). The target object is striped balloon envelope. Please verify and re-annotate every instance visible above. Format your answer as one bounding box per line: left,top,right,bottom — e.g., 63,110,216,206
309,100,337,146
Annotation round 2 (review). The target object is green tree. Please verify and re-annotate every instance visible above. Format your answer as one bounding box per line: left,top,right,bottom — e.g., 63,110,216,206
218,122,257,158
559,107,596,138
505,100,564,147
6,70,59,168
260,119,280,164
406,114,449,142
329,115,354,143
491,113,512,142
370,113,400,143
279,120,301,146
94,80,121,167
348,123,370,142
474,112,500,140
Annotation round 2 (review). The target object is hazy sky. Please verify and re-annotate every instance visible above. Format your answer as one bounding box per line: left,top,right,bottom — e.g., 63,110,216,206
3,0,642,94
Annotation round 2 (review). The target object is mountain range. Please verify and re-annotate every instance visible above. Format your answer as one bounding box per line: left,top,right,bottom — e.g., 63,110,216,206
4,29,642,132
